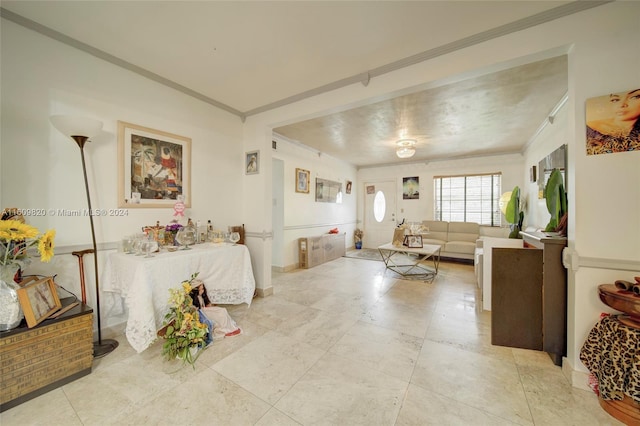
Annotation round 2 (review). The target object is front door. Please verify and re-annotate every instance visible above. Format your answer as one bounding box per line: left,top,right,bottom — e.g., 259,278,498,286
363,180,397,248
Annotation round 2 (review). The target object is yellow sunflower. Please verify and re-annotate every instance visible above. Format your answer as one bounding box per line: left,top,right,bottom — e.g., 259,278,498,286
0,220,39,241
37,229,56,262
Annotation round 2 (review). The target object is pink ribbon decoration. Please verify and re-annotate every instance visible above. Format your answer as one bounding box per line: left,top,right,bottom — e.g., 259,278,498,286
173,201,185,217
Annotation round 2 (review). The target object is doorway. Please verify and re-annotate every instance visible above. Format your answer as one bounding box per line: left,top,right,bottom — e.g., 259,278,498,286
271,158,284,269
363,180,397,248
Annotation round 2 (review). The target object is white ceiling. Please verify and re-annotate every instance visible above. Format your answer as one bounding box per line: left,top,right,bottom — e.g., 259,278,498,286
1,1,608,167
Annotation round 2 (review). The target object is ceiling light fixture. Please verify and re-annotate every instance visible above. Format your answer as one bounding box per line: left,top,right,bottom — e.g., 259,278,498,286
396,139,416,158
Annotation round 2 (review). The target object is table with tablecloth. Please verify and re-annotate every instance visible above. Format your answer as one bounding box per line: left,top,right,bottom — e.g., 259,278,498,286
102,243,255,353
580,314,640,404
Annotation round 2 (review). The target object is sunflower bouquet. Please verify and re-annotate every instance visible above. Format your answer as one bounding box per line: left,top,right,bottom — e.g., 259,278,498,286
0,219,56,274
159,273,208,367
0,218,55,330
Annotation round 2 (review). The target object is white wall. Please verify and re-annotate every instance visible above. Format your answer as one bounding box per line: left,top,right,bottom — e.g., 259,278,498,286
1,20,244,330
523,104,568,230
272,136,357,270
562,3,640,379
358,153,524,227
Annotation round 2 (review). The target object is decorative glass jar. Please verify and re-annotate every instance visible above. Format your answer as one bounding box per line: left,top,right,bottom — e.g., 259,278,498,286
175,224,197,250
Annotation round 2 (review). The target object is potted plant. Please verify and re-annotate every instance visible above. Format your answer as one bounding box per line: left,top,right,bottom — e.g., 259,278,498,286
504,186,524,239
354,228,363,249
158,272,209,367
543,168,568,236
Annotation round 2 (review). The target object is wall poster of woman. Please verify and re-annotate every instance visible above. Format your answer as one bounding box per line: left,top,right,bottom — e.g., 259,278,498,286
586,88,640,155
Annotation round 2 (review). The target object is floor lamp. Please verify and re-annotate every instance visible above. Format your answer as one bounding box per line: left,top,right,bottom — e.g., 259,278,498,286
50,115,119,358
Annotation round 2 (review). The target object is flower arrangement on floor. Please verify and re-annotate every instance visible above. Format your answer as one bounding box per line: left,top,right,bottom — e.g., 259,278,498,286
354,228,363,249
0,218,56,330
159,272,208,366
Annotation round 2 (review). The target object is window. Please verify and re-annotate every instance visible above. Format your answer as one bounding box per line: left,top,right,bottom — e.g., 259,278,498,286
434,173,501,226
373,191,386,222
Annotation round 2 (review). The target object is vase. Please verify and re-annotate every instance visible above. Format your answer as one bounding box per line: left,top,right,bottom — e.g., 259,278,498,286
0,265,24,331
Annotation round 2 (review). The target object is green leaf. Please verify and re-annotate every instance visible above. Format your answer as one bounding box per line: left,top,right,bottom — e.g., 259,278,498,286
505,186,520,224
544,168,567,232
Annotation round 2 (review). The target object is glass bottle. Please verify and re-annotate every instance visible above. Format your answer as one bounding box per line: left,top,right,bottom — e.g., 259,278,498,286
207,220,213,242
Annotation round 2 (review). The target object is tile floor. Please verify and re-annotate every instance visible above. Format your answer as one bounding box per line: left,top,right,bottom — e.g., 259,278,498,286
1,255,622,425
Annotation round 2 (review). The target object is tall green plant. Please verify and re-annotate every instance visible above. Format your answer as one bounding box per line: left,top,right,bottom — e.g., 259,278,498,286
505,186,524,239
543,168,567,232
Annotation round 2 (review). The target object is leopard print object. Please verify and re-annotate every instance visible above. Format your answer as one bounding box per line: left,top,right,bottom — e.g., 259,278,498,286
586,127,640,155
580,315,640,403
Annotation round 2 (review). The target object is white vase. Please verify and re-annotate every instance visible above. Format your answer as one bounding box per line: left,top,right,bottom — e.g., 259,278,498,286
0,265,24,331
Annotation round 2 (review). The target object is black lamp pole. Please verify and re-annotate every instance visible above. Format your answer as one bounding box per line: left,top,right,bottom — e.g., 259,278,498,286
73,135,118,358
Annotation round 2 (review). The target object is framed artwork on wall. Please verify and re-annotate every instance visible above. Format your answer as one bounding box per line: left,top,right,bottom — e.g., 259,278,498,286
315,178,342,203
295,168,310,193
118,121,191,208
245,150,260,175
402,176,419,200
345,180,352,194
586,88,640,155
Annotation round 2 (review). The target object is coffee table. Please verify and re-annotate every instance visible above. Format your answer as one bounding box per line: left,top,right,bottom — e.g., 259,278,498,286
378,242,441,281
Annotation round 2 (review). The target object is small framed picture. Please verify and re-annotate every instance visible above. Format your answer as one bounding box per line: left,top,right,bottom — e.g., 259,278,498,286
245,150,259,175
345,180,352,194
295,168,310,193
403,235,423,248
17,276,62,328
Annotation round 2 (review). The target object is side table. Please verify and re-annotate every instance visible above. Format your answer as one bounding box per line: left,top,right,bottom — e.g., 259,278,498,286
580,314,640,424
0,298,93,412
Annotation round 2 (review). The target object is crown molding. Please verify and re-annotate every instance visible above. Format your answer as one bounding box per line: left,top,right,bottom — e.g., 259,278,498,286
0,7,244,119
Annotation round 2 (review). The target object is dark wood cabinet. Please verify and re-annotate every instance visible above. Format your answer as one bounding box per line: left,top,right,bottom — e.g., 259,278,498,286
491,231,567,365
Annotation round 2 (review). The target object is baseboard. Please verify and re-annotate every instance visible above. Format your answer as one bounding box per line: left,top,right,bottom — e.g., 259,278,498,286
272,264,299,272
562,357,592,392
255,286,273,298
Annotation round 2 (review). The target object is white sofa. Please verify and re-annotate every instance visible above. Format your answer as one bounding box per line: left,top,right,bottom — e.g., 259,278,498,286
420,221,480,261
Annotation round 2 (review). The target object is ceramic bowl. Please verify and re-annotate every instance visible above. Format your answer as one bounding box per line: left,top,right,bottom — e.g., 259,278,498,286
166,245,178,252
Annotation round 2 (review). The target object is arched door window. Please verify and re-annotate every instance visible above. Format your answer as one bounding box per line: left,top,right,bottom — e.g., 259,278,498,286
373,191,386,222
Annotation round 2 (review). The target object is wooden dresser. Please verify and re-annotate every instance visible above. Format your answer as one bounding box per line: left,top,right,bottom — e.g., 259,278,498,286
0,298,93,412
491,231,567,365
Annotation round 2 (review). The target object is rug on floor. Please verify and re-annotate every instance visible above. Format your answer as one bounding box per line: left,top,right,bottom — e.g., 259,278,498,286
343,248,383,261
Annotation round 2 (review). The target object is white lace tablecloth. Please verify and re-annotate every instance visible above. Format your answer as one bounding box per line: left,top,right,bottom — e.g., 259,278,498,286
102,243,255,353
